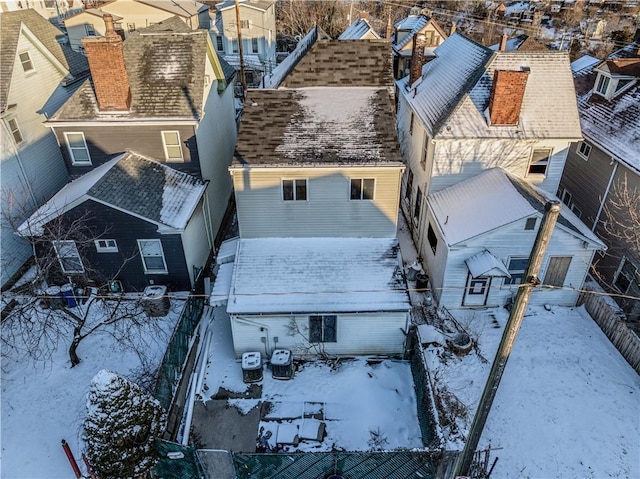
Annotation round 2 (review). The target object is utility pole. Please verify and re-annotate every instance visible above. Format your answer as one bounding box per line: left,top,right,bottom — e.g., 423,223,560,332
454,201,562,478
234,0,247,96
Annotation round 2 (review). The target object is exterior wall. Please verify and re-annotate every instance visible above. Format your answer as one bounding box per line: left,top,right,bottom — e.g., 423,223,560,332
428,215,596,309
38,200,192,291
180,200,210,286
64,13,107,52
1,31,72,286
232,166,402,238
52,123,201,177
0,0,83,20
218,2,276,67
230,311,409,357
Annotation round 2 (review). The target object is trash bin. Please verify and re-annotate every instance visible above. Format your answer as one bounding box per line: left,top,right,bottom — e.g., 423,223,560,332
242,352,263,383
271,349,294,380
60,284,77,308
416,273,429,291
142,285,170,317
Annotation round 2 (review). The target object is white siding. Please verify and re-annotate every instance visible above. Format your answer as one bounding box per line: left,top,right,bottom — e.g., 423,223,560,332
230,312,409,357
180,201,210,286
232,166,402,238
435,217,596,309
219,3,276,66
1,31,71,285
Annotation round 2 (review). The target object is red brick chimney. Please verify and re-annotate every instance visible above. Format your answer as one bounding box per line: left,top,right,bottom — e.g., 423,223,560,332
82,14,131,112
359,11,370,20
488,69,529,125
409,32,426,86
499,33,508,51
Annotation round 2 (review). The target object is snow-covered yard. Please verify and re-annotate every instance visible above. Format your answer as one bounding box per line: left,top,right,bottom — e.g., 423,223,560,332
0,295,185,478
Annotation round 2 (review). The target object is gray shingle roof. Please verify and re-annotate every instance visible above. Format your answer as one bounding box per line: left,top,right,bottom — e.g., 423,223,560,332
233,87,401,167
50,19,209,121
338,18,380,40
216,0,274,12
136,0,208,16
398,32,582,140
572,42,640,173
0,9,88,110
392,15,428,51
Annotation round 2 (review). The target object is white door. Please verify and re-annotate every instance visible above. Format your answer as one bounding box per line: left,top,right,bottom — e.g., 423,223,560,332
463,274,490,306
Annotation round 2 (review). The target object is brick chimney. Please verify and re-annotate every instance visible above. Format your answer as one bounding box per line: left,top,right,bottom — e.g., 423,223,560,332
499,33,508,51
386,15,392,41
359,11,370,20
409,33,426,87
82,14,131,112
488,69,529,126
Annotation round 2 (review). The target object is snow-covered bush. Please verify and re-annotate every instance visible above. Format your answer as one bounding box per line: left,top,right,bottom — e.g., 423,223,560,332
82,370,166,479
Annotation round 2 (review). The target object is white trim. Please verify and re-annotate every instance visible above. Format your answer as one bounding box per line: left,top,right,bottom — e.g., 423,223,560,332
161,130,184,162
137,239,168,274
526,147,553,177
577,141,591,160
6,117,24,144
18,50,35,74
64,131,92,165
95,239,118,253
349,178,375,201
53,240,85,274
47,120,199,127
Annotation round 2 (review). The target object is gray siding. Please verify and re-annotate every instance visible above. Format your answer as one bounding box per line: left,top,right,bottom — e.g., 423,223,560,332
232,166,402,238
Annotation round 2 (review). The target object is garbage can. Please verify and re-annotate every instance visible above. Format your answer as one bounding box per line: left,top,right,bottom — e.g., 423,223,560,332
271,349,294,380
60,284,77,308
142,285,170,317
242,352,263,383
416,273,429,291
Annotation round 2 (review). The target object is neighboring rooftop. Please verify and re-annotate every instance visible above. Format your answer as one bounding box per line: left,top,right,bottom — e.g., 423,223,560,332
338,18,380,40
18,151,206,235
397,32,582,140
0,9,89,111
488,34,549,52
427,167,605,249
215,0,274,12
572,42,640,173
226,237,409,314
233,87,401,167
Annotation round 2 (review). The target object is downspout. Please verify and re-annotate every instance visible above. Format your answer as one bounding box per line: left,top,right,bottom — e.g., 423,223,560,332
592,160,618,232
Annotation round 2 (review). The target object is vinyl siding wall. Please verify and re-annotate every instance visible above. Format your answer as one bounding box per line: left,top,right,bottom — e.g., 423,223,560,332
219,3,276,64
1,32,72,285
180,200,210,285
232,166,402,238
230,311,409,357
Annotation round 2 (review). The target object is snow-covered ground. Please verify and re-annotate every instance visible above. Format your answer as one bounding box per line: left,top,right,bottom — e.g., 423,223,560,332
1,296,185,478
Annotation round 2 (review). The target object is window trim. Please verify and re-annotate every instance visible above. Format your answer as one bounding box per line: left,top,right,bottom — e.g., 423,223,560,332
53,240,85,274
527,148,553,176
6,117,23,144
85,23,96,36
524,217,537,230
349,178,375,201
239,19,250,29
19,51,34,73
405,169,413,201
216,35,224,51
613,256,638,294
309,315,337,343
251,37,259,53
505,256,529,285
95,239,118,253
64,132,92,165
281,178,308,201
137,239,168,274
161,131,184,162
594,73,611,97
577,141,591,160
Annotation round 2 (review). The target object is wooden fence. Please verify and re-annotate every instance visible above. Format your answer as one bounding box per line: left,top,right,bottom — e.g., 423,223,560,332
579,289,640,375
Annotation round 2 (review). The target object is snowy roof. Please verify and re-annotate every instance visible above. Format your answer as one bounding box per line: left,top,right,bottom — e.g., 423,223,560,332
233,87,402,167
397,32,582,140
488,34,548,52
226,238,410,314
136,0,208,16
427,168,605,249
392,15,428,51
263,27,318,89
338,18,380,40
465,250,511,278
18,151,206,236
572,42,640,173
216,0,274,12
210,262,234,307
223,54,264,70
67,9,123,21
571,55,600,73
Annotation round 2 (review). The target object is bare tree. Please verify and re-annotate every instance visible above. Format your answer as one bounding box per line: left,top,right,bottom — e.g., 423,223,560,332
602,176,640,258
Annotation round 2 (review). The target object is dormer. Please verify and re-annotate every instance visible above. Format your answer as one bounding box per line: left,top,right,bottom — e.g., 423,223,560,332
593,58,640,100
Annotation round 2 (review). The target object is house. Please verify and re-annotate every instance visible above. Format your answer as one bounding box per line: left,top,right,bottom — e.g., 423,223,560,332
17,151,208,291
211,0,276,87
559,41,640,319
338,15,380,40
391,8,447,79
0,9,88,287
0,0,83,23
422,168,605,309
396,32,582,264
63,0,209,52
214,32,411,357
23,14,237,290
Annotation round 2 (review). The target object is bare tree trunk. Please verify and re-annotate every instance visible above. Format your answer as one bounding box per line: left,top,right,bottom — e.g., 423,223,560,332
69,328,82,367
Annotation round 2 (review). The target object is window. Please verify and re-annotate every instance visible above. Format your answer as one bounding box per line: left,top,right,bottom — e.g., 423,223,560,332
544,256,571,287
64,132,91,165
505,257,529,285
137,239,168,274
95,239,118,253
577,141,591,160
405,169,413,200
560,188,572,206
595,74,610,96
409,112,414,135
282,179,307,201
53,240,84,273
251,37,259,53
239,19,249,29
468,277,488,295
85,24,96,36
7,118,23,144
524,217,537,230
427,223,438,254
161,131,183,162
414,187,422,223
571,204,582,218
216,35,224,51
19,51,34,73
127,22,136,32
615,78,633,93
232,40,239,53
309,315,337,343
420,133,429,170
614,257,638,293
350,178,375,200
528,148,552,176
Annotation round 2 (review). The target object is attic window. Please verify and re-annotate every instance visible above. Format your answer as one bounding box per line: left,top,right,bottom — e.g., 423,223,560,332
594,73,610,96
615,78,634,94
527,148,552,176
7,118,23,144
239,20,250,29
85,24,96,36
19,51,34,73
524,217,536,230
577,141,591,160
